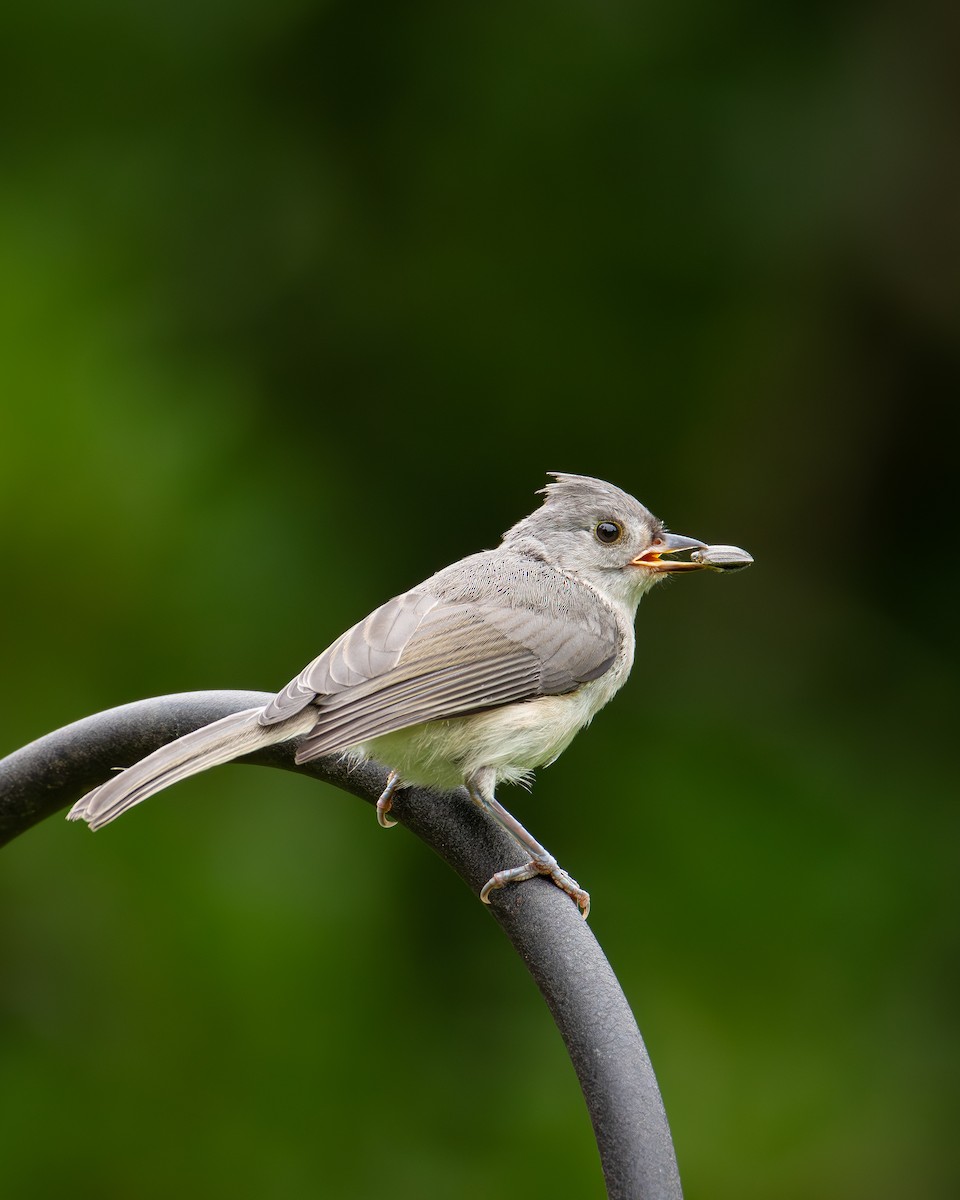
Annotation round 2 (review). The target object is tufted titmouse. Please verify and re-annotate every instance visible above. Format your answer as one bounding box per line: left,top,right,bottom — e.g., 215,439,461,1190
68,474,752,916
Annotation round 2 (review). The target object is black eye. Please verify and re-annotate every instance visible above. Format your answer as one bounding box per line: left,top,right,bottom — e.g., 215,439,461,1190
595,521,623,545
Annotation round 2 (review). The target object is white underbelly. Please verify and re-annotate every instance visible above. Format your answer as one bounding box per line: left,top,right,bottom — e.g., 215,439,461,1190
351,671,624,792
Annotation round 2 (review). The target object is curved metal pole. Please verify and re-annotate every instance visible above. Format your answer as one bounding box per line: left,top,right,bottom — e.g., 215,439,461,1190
0,691,683,1200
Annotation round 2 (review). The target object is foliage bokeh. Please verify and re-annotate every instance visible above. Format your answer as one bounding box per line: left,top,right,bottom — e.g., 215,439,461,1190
1,2,957,1197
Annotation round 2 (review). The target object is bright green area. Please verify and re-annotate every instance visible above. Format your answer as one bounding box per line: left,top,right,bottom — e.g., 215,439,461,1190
1,3,957,1197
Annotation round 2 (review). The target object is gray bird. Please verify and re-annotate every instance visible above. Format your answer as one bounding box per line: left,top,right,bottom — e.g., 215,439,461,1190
68,474,752,917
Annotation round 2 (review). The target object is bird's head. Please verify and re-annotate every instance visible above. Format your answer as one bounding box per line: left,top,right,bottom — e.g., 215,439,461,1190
503,473,751,610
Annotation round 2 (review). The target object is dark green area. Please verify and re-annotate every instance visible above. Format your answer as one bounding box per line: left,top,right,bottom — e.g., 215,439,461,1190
1,2,957,1197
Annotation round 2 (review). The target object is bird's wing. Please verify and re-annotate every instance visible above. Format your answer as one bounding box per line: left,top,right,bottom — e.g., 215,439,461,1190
263,555,620,762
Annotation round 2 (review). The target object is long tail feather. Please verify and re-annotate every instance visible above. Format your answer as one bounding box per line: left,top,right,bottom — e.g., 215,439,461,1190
67,706,316,830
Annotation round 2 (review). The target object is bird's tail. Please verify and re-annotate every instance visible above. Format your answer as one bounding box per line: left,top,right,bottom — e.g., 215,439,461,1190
67,705,317,830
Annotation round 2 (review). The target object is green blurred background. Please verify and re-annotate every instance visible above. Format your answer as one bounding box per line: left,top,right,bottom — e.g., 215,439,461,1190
1,2,957,1197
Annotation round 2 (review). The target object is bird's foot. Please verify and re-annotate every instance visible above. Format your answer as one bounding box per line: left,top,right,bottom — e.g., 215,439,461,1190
376,771,401,828
480,854,590,920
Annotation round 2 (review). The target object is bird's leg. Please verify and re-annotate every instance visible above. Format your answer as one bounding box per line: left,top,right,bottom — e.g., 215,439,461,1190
467,786,590,919
376,770,401,828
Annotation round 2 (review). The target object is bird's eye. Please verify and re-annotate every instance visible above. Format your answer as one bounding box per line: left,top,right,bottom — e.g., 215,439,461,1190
595,521,623,545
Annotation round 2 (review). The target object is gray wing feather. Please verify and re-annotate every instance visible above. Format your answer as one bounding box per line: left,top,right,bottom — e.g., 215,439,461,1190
285,554,620,764
296,656,540,759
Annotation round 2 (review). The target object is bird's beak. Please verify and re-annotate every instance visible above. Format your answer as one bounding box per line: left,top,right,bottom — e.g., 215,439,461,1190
631,531,710,572
632,533,755,573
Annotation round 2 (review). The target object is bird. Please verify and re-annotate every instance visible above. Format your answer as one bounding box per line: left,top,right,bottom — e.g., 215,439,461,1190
68,473,752,917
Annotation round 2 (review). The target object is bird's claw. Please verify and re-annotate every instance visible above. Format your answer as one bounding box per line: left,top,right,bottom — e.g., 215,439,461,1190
376,771,400,828
480,856,590,920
